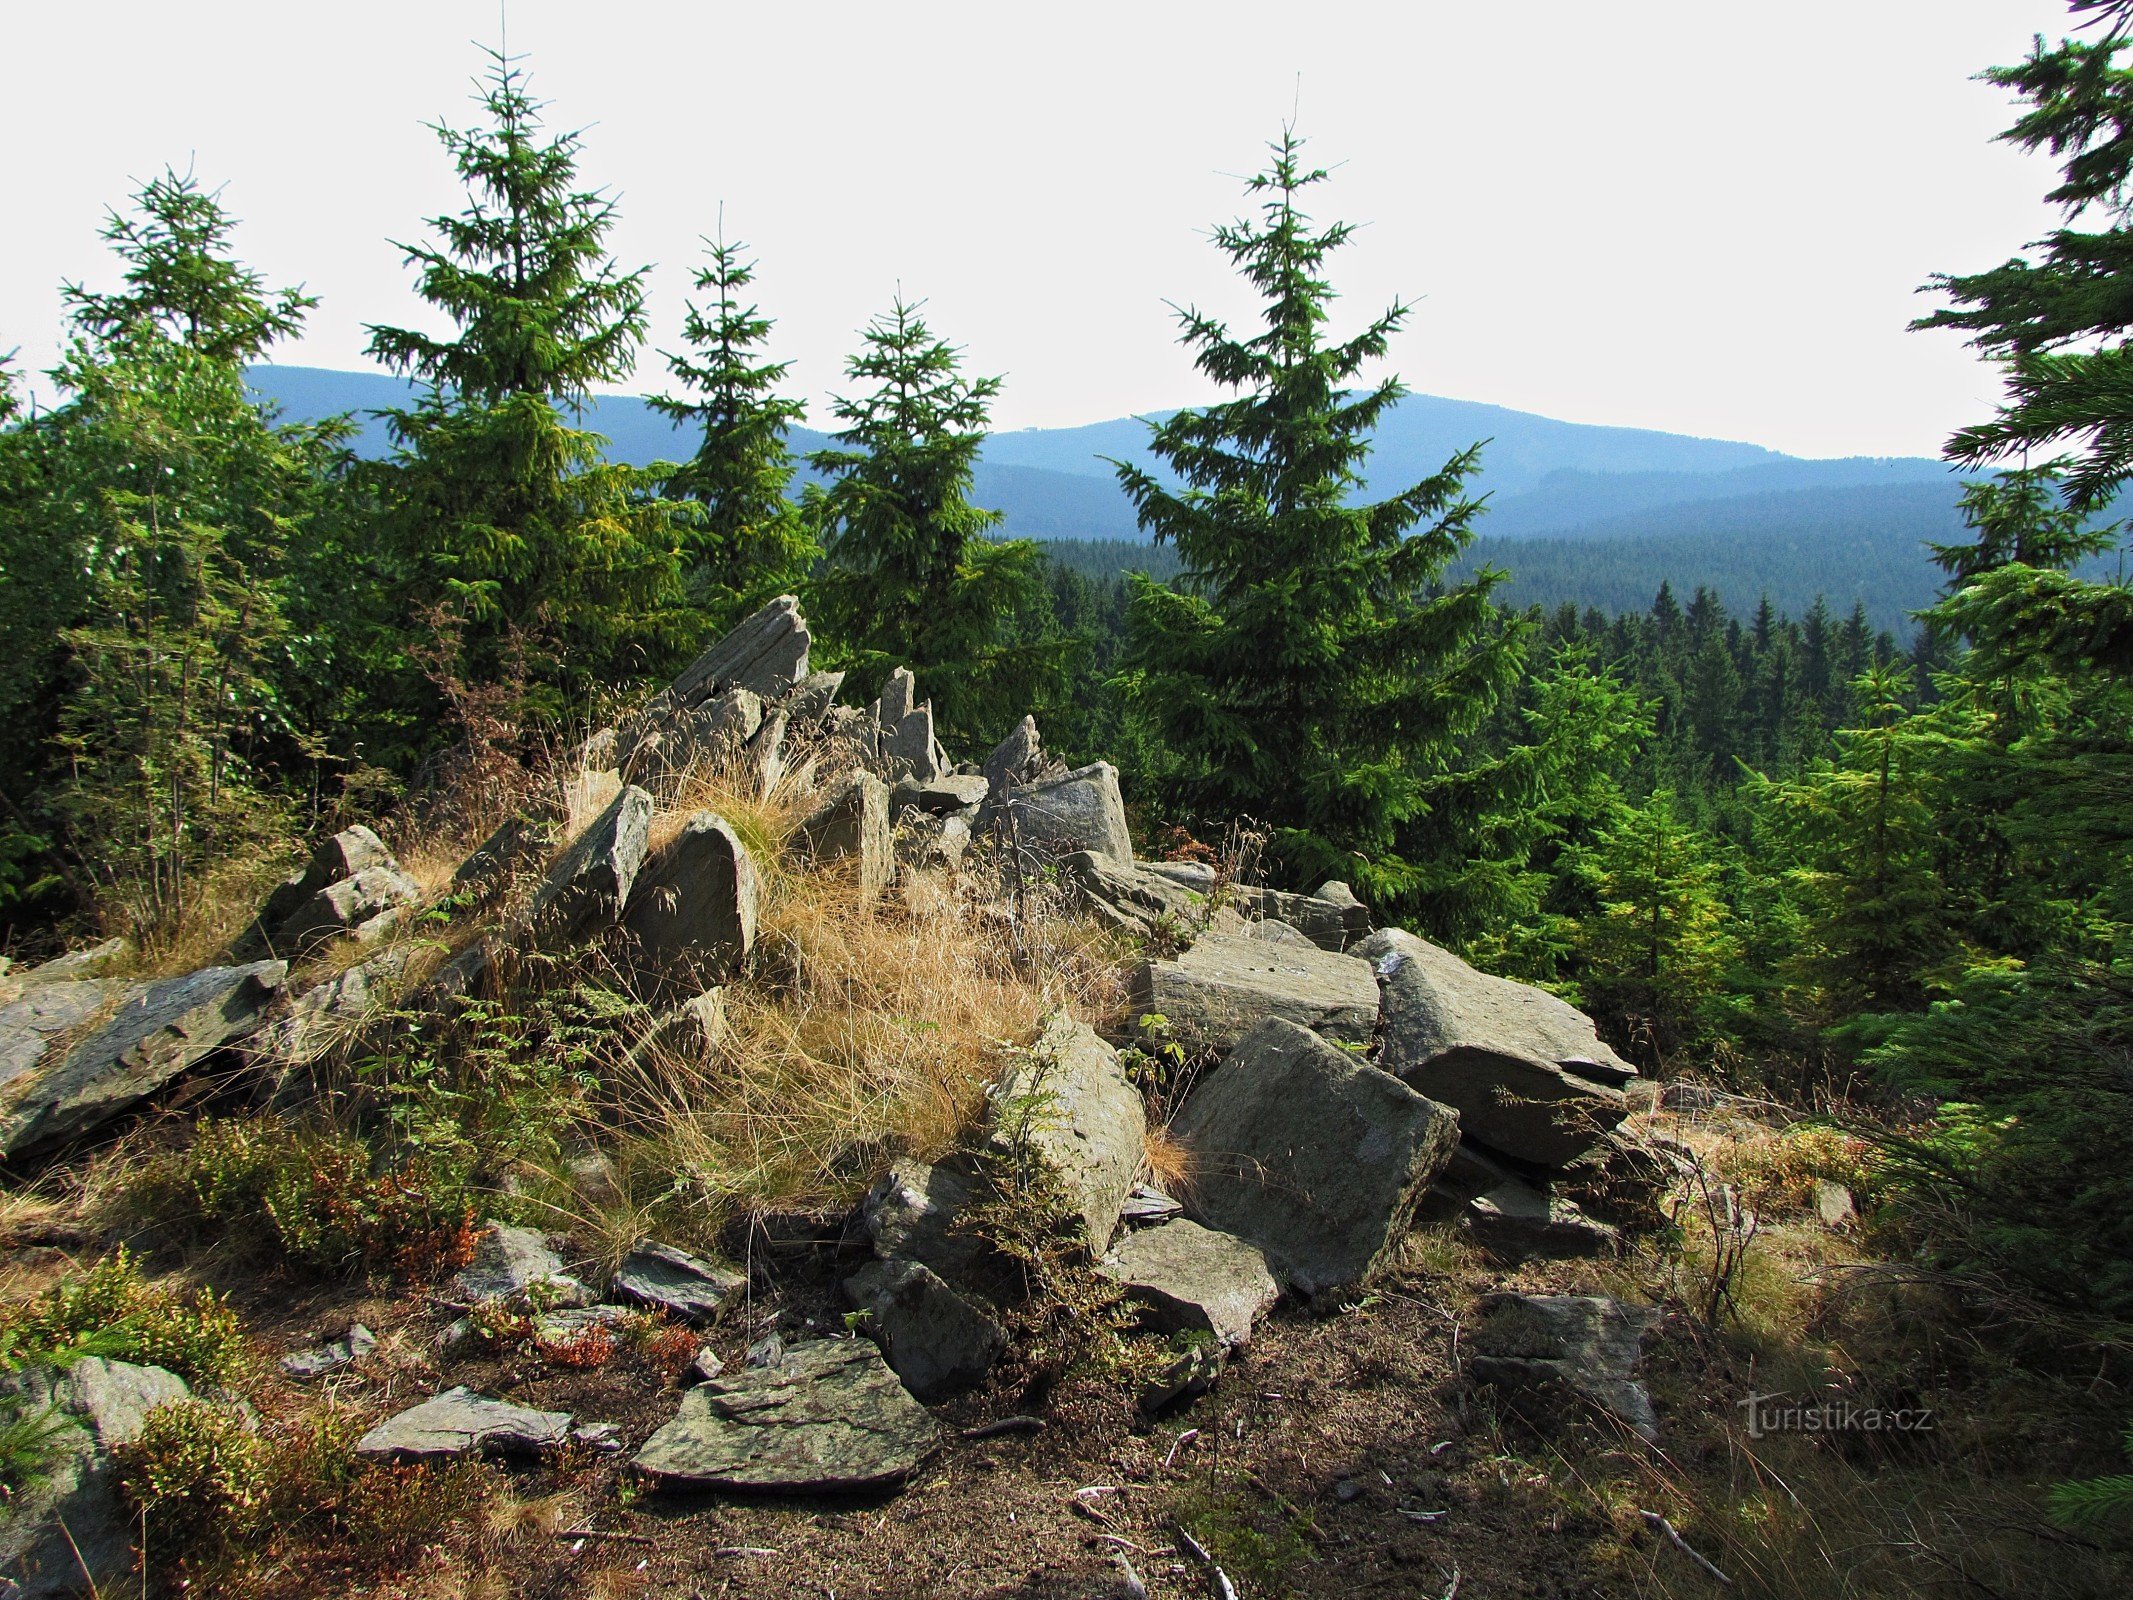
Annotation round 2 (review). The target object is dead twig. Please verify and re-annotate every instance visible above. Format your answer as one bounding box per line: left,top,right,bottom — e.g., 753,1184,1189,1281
1163,1428,1200,1469
1173,1522,1241,1600
1243,1468,1324,1541
1640,1510,1732,1586
962,1414,1045,1440
557,1528,655,1547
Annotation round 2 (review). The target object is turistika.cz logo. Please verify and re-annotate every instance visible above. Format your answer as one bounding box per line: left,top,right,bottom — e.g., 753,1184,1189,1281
1739,1390,1935,1440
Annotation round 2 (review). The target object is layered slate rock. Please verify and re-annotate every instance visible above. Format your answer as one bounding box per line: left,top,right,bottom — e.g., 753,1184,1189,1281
671,593,812,705
1129,932,1379,1054
1231,881,1374,953
1467,1293,1661,1442
631,988,729,1066
0,961,287,1161
862,1158,986,1278
449,809,561,909
1358,928,1634,1168
620,810,758,997
633,1338,938,1492
617,686,763,797
1102,1219,1279,1350
1169,1017,1460,1301
1467,1181,1621,1259
988,1012,1145,1257
0,1358,190,1600
0,979,122,1094
448,1223,594,1309
868,667,947,784
843,1257,1006,1402
251,825,396,941
794,770,892,904
1063,852,1218,942
527,786,654,948
981,714,1054,797
996,761,1133,863
355,1387,575,1461
787,669,847,723
277,864,422,955
610,1239,748,1324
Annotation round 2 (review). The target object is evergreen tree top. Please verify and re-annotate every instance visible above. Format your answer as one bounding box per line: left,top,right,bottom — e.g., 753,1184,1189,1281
62,167,314,364
366,48,648,408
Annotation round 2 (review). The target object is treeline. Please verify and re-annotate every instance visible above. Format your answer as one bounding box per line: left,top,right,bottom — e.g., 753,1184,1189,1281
6,18,2133,1317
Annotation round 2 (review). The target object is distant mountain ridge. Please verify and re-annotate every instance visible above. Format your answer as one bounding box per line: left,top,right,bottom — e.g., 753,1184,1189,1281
243,364,1974,627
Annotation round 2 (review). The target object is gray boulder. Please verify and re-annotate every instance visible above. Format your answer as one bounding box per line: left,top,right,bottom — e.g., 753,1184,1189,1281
787,669,847,722
794,770,892,903
670,593,812,705
1467,1181,1621,1259
1169,1017,1459,1301
254,824,396,937
447,1223,593,1309
281,1324,377,1380
0,962,287,1161
354,1387,575,1460
1231,881,1374,952
1129,932,1379,1054
631,988,729,1066
843,1257,1006,1402
0,1358,189,1600
1102,1219,1279,1349
1358,928,1633,1167
610,1239,748,1325
448,809,560,909
988,1012,1145,1258
1468,1294,1661,1441
277,864,422,955
527,786,654,948
994,761,1133,863
617,686,763,797
914,773,990,814
633,1338,938,1492
981,714,1055,797
862,1158,985,1278
870,667,947,784
1063,852,1217,941
620,810,758,996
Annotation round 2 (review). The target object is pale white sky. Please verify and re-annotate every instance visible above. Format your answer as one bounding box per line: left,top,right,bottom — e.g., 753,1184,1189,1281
0,1,2078,458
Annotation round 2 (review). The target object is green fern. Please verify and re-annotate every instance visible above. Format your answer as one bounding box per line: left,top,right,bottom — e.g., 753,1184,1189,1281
2048,1425,2133,1529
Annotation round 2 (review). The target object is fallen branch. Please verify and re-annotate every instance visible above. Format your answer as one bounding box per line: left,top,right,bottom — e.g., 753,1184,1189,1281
557,1528,655,1547
962,1414,1045,1440
710,1546,781,1558
1640,1510,1732,1586
1110,1549,1150,1599
1163,1428,1200,1469
1173,1522,1241,1600
1439,1567,1463,1600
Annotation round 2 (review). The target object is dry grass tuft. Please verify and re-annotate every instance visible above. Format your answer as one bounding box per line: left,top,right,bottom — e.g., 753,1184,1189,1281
1143,1125,1196,1200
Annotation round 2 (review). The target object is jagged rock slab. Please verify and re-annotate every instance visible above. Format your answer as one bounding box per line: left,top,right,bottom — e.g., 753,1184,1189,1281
1358,928,1633,1167
2,938,128,1000
981,714,1055,797
994,760,1133,863
989,1012,1145,1257
282,1324,377,1379
448,1223,593,1308
844,1257,1005,1403
1169,1017,1460,1301
915,773,990,814
279,864,422,954
633,1339,938,1491
1467,1181,1621,1259
253,824,396,938
870,667,947,784
1129,932,1379,1054
671,594,811,705
253,945,415,1082
449,809,561,907
0,1358,190,1600
354,1386,575,1460
617,686,764,797
0,962,287,1161
1063,852,1217,941
631,987,729,1067
1230,881,1374,953
610,1239,747,1325
744,709,789,797
787,669,846,722
862,1158,985,1277
527,786,654,948
794,770,892,903
1102,1219,1279,1349
621,810,758,996
0,978,123,1093
1468,1293,1661,1441
1120,1183,1184,1227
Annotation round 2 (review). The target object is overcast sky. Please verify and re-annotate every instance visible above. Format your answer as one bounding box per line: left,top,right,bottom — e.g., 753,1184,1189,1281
0,1,2080,458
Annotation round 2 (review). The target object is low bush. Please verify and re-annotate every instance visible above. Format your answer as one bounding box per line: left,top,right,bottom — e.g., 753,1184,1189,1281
0,1249,247,1387
115,1397,271,1567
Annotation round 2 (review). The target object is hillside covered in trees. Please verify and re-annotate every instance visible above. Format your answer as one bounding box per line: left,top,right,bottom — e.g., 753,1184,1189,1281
5,6,2133,1598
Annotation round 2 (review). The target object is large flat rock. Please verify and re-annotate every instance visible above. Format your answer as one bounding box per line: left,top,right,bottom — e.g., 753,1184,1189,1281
1357,929,1632,1167
633,1339,938,1492
1102,1219,1279,1349
610,1239,747,1325
355,1386,575,1460
988,1012,1145,1258
1169,1017,1459,1302
671,594,812,705
1468,1293,1661,1442
0,961,287,1161
1129,932,1379,1054
1063,852,1217,941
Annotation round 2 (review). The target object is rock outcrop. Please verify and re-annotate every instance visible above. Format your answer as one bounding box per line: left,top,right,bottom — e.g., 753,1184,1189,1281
994,760,1134,863
526,786,655,949
670,594,812,705
988,1012,1145,1258
1129,932,1380,1053
620,810,758,996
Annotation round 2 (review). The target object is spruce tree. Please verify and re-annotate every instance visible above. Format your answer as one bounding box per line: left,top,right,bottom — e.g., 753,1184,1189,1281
650,233,816,633
366,48,685,723
1114,130,1522,923
805,296,1057,736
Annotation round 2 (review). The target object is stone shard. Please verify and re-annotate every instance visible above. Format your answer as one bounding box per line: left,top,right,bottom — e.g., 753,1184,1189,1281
527,786,654,948
1357,928,1633,1168
981,714,1053,798
671,594,812,705
633,1338,938,1492
281,1324,377,1380
1119,1183,1185,1227
610,1239,748,1325
257,824,395,929
794,770,892,903
787,669,847,722
0,1358,190,1600
278,864,422,954
632,987,729,1067
1468,1293,1662,1441
354,1387,576,1461
862,1158,986,1278
1129,932,1380,1054
843,1257,1006,1403
620,810,758,996
1227,882,1374,953
1467,1180,1621,1259
744,710,789,798
616,686,764,798
994,761,1133,863
1062,852,1217,941
449,810,561,908
867,667,947,784
448,1222,594,1309
988,1012,1145,1258
1169,1017,1459,1302
0,962,287,1161
1102,1219,1279,1349
914,773,990,814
